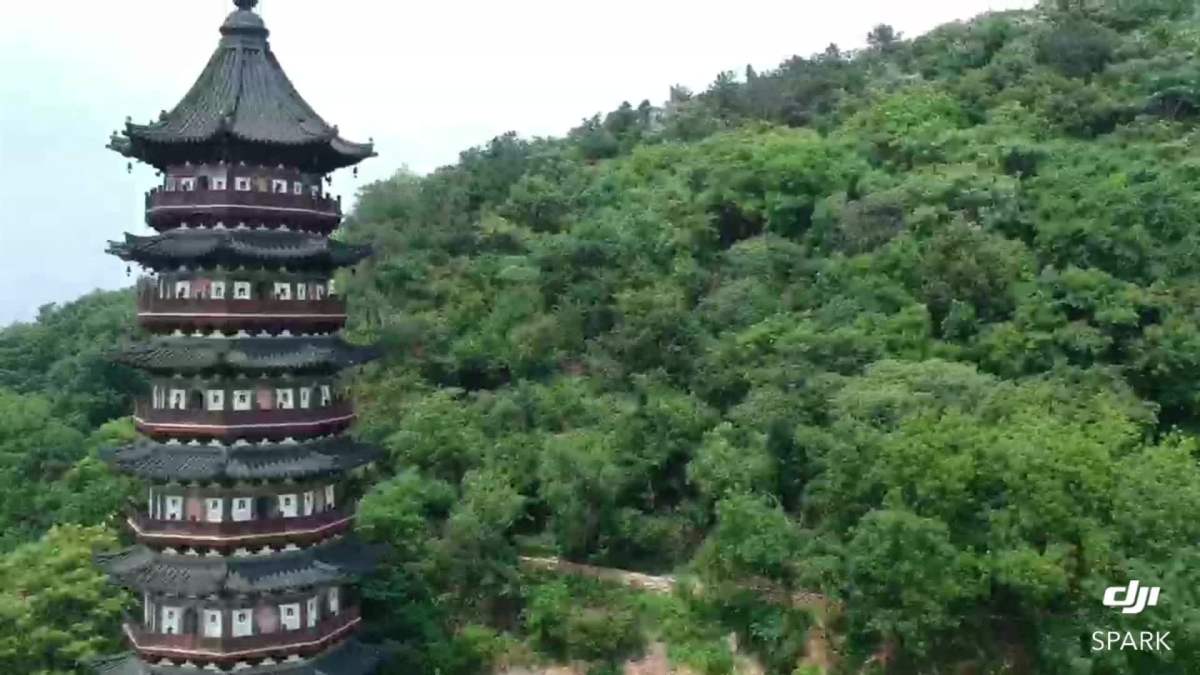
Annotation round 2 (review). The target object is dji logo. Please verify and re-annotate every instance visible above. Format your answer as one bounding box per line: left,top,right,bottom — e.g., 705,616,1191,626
1092,580,1170,652
1103,580,1160,615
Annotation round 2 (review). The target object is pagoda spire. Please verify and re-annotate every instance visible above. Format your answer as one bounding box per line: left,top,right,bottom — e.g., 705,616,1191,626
234,0,259,9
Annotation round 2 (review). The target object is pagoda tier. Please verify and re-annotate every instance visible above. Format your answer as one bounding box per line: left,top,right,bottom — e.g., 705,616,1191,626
103,437,380,482
107,1,374,174
93,639,382,675
113,336,380,375
97,537,377,595
109,230,371,271
98,1,381,671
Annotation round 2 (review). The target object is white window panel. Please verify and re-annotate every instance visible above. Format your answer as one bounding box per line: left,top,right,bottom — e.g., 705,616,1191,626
233,281,252,299
235,177,251,192
232,609,253,637
293,181,303,195
206,389,225,411
275,388,295,410
210,281,226,299
206,498,223,523
325,484,336,509
296,283,307,301
320,385,331,406
212,177,227,191
272,179,289,194
232,497,252,522
164,496,183,521
161,606,181,635
280,602,301,631
273,282,292,300
169,389,187,410
279,494,298,518
233,390,253,411
303,491,314,516
174,280,191,299
203,609,223,638
307,596,319,627
328,587,340,615
299,387,311,409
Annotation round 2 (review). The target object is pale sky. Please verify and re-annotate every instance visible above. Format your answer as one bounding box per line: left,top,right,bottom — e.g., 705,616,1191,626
0,0,1034,326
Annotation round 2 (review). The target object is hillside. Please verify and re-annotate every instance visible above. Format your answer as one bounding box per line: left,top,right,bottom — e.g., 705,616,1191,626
4,0,1200,673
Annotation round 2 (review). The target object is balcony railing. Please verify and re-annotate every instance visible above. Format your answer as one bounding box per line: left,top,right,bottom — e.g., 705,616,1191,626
126,606,361,662
145,187,341,229
134,400,355,441
129,506,355,548
135,288,347,332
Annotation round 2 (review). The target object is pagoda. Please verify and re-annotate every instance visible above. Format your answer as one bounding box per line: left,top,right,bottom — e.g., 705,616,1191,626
92,2,382,673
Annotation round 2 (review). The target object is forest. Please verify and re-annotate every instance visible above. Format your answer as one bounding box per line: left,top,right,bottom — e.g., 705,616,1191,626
5,0,1200,672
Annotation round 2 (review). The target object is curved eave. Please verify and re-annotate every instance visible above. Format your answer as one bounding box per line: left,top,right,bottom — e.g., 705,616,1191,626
95,536,380,595
101,437,382,481
110,336,382,375
91,639,383,674
111,130,375,174
107,232,372,270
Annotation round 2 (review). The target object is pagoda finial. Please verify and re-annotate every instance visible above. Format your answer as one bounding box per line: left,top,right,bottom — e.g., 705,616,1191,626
234,0,258,9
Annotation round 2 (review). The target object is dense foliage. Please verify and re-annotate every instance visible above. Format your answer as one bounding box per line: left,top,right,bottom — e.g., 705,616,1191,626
6,0,1200,672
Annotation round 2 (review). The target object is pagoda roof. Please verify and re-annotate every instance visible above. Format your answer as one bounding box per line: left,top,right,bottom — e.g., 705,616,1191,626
107,230,371,270
96,536,378,595
91,638,383,675
113,336,380,375
108,1,373,173
101,436,381,481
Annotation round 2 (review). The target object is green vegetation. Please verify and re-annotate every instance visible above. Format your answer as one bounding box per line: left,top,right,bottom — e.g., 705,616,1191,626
7,0,1200,672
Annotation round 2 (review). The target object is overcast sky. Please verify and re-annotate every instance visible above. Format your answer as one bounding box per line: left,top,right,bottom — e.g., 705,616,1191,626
0,0,1034,326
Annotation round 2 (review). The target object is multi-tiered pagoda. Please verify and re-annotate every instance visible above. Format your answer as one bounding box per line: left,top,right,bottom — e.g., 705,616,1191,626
92,2,382,673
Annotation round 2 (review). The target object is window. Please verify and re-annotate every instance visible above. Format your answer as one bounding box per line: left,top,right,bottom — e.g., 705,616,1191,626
203,609,223,638
272,179,289,194
144,593,154,628
279,494,298,518
165,178,177,192
210,281,226,299
325,484,336,510
310,185,321,198
211,177,227,191
320,384,332,406
296,283,308,301
273,282,292,301
233,390,253,412
161,607,181,635
328,587,340,615
165,496,183,521
307,596,319,628
280,603,301,631
233,281,252,300
235,177,251,192
180,177,196,192
255,176,269,192
152,385,166,409
232,609,253,637
276,388,294,410
174,280,191,299
169,389,187,410
293,181,303,195
303,490,314,516
206,389,225,412
314,284,325,301
232,497,252,522
206,498,224,522
299,387,311,409
328,279,337,296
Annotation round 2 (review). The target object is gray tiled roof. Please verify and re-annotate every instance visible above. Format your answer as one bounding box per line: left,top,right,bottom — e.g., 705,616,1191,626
113,335,380,375
96,536,378,595
108,6,373,172
102,436,381,481
91,638,383,674
107,230,371,269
